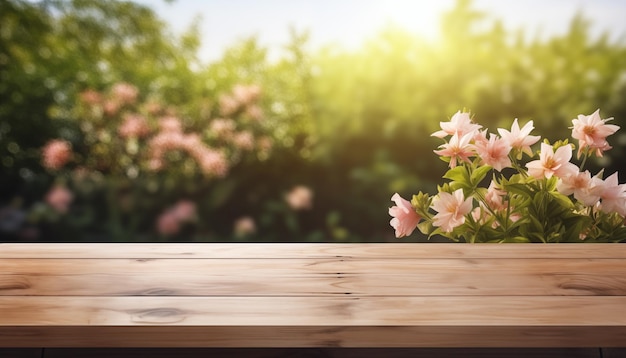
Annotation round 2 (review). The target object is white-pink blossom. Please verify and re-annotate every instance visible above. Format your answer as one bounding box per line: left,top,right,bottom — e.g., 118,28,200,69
389,193,421,238
557,170,604,206
497,119,540,157
599,172,626,217
572,109,620,158
431,189,473,233
432,111,482,139
473,133,512,171
433,133,475,168
526,143,579,179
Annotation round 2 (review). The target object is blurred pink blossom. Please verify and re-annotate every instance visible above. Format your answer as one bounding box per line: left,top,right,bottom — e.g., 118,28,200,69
194,147,228,177
246,105,264,121
79,89,102,105
156,200,197,236
219,94,239,117
103,100,120,116
111,82,139,104
233,131,254,150
285,185,313,210
234,216,256,237
209,118,236,138
118,114,150,139
42,139,72,170
232,84,261,105
158,116,183,133
145,100,163,115
389,193,421,238
171,200,197,222
157,211,180,236
45,185,73,214
572,109,619,158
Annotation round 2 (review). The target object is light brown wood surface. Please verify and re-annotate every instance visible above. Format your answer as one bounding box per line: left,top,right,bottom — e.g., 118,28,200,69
0,243,625,347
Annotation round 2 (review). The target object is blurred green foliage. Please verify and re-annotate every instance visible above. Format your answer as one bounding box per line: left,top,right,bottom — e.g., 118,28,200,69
1,0,625,242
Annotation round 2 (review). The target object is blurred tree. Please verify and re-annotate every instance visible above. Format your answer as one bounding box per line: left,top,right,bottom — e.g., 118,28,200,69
0,0,203,204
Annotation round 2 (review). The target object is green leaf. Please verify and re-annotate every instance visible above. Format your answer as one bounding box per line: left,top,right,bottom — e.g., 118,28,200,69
443,166,469,183
470,165,492,186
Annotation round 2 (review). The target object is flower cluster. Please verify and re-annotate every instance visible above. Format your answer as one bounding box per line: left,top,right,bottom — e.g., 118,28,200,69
390,110,626,243
38,82,273,238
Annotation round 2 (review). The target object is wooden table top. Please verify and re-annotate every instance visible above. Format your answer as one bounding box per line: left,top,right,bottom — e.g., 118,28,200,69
1,243,625,347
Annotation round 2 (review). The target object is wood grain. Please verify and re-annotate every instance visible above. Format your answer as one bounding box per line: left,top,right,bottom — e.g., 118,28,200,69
0,243,625,347
1,258,625,296
2,243,625,259
39,348,603,358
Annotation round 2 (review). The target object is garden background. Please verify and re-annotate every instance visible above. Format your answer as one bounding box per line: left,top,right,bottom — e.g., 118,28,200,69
1,0,626,242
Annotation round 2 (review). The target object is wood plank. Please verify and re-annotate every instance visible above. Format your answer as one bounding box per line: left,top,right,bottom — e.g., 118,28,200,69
1,325,625,348
2,243,626,259
1,258,625,296
41,348,603,358
1,296,625,326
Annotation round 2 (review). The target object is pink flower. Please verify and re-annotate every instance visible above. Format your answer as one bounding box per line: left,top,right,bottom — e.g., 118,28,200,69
557,170,604,206
433,133,475,168
389,193,421,238
45,185,73,214
159,116,183,133
157,211,180,236
432,111,482,138
599,172,626,217
219,94,239,116
103,100,120,116
473,133,512,171
79,89,102,105
497,119,540,157
233,131,254,150
285,185,313,210
246,105,264,121
111,82,139,104
232,84,262,105
234,216,256,237
156,200,197,236
194,147,228,177
209,118,236,138
171,200,197,222
118,114,150,139
572,109,620,158
431,189,473,233
42,140,72,170
526,143,579,179
144,100,163,115
484,181,507,211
